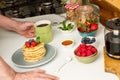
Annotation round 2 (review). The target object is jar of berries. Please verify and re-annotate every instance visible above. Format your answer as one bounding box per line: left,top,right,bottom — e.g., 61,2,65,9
75,5,99,37
65,3,79,21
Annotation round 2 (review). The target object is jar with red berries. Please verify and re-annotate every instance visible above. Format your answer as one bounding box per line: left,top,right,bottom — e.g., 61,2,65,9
75,5,99,37
65,3,79,22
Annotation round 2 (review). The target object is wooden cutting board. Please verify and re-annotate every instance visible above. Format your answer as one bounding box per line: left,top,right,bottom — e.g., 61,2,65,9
104,47,120,79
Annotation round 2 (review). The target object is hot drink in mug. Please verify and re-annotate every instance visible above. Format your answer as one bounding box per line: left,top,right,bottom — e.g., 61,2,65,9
34,20,53,43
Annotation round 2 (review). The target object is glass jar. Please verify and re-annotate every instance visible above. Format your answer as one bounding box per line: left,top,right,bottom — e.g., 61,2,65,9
65,3,79,21
70,0,82,5
41,2,54,14
75,5,98,33
88,4,100,22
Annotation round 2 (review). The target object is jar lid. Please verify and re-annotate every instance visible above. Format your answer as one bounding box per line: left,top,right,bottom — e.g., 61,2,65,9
65,3,79,10
106,18,120,30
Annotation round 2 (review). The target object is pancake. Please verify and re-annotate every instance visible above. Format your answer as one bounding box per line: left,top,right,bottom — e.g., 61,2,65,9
22,41,46,62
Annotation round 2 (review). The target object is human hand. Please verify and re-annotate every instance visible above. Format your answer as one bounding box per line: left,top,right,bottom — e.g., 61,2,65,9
15,69,59,80
16,22,35,38
0,57,58,80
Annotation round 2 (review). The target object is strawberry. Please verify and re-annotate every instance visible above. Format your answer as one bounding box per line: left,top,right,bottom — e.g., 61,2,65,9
85,21,91,27
90,23,98,31
31,41,37,47
86,28,91,32
78,26,84,32
25,41,31,48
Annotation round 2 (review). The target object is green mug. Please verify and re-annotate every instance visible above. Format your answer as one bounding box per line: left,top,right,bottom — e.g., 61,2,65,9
34,20,53,43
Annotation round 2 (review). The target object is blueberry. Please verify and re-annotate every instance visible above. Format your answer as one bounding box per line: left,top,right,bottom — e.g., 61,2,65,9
91,38,96,42
86,41,91,44
81,37,85,43
29,39,34,43
81,37,96,44
81,40,85,43
84,38,90,43
88,41,92,44
81,38,86,43
82,37,87,40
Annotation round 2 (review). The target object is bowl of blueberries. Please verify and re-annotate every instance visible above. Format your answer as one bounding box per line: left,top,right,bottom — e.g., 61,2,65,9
81,36,97,46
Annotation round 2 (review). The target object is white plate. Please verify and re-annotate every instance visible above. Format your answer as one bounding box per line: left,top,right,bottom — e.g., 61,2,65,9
12,44,56,68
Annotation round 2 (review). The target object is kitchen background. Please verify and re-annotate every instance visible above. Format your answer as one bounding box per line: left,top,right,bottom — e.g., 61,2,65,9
0,0,89,18
0,0,67,18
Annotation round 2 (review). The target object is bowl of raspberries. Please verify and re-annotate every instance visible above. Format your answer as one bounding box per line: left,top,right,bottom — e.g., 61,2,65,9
74,43,98,64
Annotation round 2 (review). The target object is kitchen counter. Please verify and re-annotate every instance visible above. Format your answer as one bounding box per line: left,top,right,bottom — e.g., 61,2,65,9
0,14,119,80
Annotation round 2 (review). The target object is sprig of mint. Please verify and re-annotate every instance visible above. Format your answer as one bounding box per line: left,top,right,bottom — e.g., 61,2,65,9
58,21,74,31
87,18,98,23
36,36,40,43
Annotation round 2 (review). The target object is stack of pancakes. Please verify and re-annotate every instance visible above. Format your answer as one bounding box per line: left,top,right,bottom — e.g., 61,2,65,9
22,42,46,62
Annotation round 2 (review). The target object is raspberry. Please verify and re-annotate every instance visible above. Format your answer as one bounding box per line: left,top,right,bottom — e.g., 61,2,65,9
86,50,92,56
87,45,93,50
81,48,86,53
25,41,31,48
31,41,37,47
76,51,81,56
91,47,97,53
76,43,97,57
77,47,81,52
80,43,86,48
81,52,86,57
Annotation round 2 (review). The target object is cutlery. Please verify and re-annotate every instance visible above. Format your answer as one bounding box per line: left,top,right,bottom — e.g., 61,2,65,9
56,56,72,73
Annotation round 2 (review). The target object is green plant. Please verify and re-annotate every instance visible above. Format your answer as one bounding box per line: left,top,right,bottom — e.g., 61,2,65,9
35,36,40,43
58,21,74,31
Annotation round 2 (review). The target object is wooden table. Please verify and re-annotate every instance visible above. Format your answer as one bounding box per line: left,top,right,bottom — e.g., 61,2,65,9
104,47,120,80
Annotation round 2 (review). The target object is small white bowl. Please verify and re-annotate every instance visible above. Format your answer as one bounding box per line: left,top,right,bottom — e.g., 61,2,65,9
61,39,74,48
60,29,74,34
81,36,97,46
58,26,75,34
